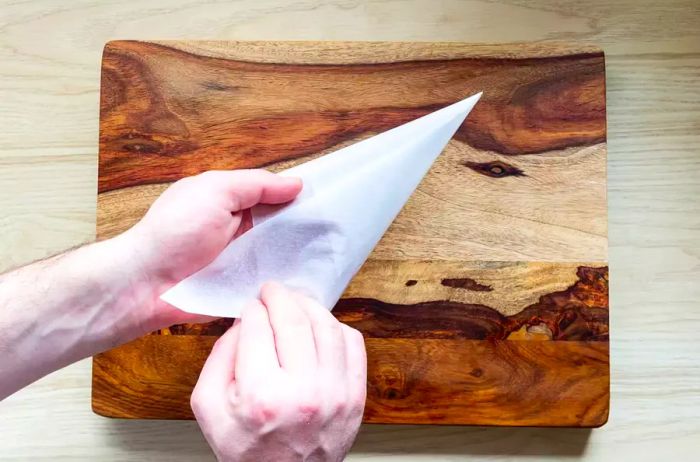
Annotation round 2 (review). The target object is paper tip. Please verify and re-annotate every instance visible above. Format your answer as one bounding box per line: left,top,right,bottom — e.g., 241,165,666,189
443,91,483,119
464,91,483,103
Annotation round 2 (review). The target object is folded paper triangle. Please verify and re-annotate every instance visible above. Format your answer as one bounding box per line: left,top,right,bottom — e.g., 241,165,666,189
161,92,482,317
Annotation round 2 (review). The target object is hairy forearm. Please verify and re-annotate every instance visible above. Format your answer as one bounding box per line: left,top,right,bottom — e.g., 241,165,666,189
0,233,161,399
0,170,301,401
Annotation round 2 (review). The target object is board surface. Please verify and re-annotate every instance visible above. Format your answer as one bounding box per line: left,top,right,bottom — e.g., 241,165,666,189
93,41,608,426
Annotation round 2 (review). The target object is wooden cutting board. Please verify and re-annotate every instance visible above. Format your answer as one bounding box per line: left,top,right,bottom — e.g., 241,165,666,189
93,41,608,426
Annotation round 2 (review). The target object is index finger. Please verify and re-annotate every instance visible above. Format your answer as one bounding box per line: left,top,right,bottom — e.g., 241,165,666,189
193,320,241,399
235,299,281,386
261,282,317,374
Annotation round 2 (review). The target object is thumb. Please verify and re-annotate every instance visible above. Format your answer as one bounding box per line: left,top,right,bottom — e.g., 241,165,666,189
198,170,302,212
192,321,240,407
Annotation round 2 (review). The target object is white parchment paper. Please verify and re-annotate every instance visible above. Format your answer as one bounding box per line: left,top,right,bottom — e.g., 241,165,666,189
160,92,482,317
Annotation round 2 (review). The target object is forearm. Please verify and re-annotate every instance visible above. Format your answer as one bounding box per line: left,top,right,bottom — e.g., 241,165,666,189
0,233,163,399
0,169,302,401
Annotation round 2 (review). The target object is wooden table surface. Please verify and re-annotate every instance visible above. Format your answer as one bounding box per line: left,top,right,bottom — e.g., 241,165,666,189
0,0,697,460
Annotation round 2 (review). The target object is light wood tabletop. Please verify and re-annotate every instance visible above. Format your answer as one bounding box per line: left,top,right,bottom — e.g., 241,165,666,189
0,1,698,460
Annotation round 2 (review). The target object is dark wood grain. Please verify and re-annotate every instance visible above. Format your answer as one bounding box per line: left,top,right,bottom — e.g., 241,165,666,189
98,41,605,193
93,336,609,426
162,265,608,341
93,41,608,426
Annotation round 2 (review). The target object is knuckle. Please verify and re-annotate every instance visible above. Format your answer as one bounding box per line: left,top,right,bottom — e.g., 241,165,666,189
349,395,367,417
343,324,365,343
295,398,321,420
244,394,280,426
330,397,347,415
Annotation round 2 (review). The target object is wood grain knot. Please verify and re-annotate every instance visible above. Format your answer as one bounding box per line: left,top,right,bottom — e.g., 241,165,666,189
463,160,526,178
372,364,410,400
106,133,198,157
441,277,493,291
119,133,163,154
200,81,240,92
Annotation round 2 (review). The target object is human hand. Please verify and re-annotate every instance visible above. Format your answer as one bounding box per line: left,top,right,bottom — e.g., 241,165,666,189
191,282,367,462
119,170,302,328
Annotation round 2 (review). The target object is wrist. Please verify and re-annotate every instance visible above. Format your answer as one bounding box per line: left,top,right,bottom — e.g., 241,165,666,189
99,231,170,337
107,227,208,335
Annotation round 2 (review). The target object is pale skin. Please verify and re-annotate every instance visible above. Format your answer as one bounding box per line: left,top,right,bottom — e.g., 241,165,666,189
0,170,367,462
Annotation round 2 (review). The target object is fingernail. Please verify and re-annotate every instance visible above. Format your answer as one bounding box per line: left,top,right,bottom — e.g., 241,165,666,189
284,176,303,187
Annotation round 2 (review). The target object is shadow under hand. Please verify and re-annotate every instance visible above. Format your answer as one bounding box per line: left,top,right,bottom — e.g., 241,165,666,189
353,424,592,458
103,418,592,459
103,419,212,460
